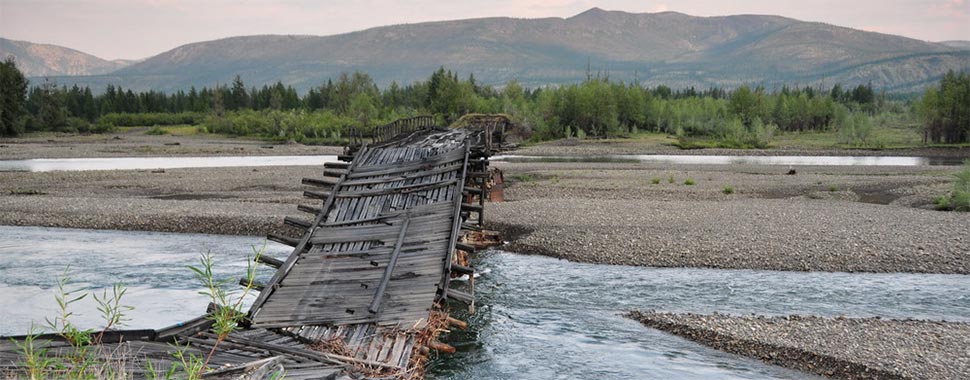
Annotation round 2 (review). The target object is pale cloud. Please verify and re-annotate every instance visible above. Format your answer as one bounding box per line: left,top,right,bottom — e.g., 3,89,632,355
0,0,968,60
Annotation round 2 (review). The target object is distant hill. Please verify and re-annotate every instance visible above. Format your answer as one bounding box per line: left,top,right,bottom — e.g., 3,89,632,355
26,8,970,92
0,37,134,76
939,40,970,50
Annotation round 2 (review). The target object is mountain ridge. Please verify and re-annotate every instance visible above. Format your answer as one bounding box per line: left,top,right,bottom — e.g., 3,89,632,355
11,8,970,93
0,37,135,76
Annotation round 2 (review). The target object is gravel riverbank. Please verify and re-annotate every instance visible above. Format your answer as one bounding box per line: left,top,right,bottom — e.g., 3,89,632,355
0,165,319,236
486,160,970,274
0,130,342,160
628,311,970,380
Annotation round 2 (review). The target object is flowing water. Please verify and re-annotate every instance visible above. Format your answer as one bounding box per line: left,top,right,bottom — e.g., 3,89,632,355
1,227,967,379
493,154,967,166
1,154,964,172
0,155,338,172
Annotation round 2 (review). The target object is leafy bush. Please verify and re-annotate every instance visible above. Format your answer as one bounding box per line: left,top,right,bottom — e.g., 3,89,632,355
684,178,696,186
722,186,734,194
203,110,354,144
145,126,169,135
651,177,661,185
939,160,970,211
99,112,205,127
839,112,874,146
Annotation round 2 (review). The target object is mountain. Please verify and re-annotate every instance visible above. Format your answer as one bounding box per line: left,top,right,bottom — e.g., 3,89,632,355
0,37,134,76
33,8,970,92
939,40,970,50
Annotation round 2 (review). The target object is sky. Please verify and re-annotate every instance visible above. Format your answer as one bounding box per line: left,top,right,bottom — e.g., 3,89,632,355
1,0,969,60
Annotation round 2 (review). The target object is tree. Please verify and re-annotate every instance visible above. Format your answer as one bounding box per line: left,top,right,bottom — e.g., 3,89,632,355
229,75,249,110
348,92,378,127
728,85,766,127
35,80,68,131
0,58,28,136
921,71,970,143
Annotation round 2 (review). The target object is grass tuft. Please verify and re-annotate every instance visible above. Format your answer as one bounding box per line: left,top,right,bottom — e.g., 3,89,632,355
509,173,537,183
722,186,734,194
144,126,169,135
684,178,696,186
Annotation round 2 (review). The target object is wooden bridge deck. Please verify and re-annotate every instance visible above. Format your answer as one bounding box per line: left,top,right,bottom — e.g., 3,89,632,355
0,118,498,380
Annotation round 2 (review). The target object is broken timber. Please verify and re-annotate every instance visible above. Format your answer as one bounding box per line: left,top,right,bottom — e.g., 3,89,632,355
0,118,501,380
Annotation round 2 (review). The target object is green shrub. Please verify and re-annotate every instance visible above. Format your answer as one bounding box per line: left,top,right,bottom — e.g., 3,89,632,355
722,186,734,194
202,109,353,144
145,126,169,135
99,112,205,127
829,185,839,192
668,175,675,184
651,177,661,185
936,196,952,210
839,112,874,147
948,160,970,211
510,173,537,183
684,178,696,186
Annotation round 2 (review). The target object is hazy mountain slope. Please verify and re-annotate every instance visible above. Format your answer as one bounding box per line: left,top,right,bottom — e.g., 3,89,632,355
36,8,970,92
939,40,970,50
0,37,133,76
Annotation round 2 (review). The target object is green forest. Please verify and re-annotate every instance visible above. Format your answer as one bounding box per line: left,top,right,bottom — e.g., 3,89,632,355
1,58,968,147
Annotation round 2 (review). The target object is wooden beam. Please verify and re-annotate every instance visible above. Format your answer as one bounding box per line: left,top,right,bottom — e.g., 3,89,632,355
255,252,284,268
303,190,331,200
266,233,299,248
368,216,411,314
302,177,339,187
297,204,321,215
450,263,474,275
283,216,312,230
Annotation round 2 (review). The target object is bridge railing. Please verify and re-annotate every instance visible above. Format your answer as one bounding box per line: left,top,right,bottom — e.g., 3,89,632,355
373,115,437,144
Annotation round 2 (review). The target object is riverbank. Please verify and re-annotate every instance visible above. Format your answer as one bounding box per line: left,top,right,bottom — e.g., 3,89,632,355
2,135,968,274
0,165,315,236
628,311,970,380
486,158,970,274
0,128,342,160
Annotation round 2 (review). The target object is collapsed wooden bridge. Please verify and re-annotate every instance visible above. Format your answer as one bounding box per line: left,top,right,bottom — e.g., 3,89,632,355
0,116,506,379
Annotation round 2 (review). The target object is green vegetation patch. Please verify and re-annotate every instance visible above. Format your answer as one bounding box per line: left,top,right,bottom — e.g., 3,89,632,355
937,159,970,212
509,173,538,183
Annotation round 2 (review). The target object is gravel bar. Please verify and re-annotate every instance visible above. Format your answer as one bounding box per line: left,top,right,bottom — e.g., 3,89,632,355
0,166,321,236
486,161,970,274
627,311,970,380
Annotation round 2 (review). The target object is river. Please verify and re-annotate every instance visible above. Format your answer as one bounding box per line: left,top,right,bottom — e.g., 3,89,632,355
2,226,967,379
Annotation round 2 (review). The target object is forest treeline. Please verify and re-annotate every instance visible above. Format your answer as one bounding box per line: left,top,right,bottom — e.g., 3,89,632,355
1,58,967,146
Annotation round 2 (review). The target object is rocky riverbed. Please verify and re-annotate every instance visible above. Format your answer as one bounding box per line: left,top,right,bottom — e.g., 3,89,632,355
1,135,968,379
628,311,970,380
486,160,970,274
0,129,342,160
0,165,317,236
